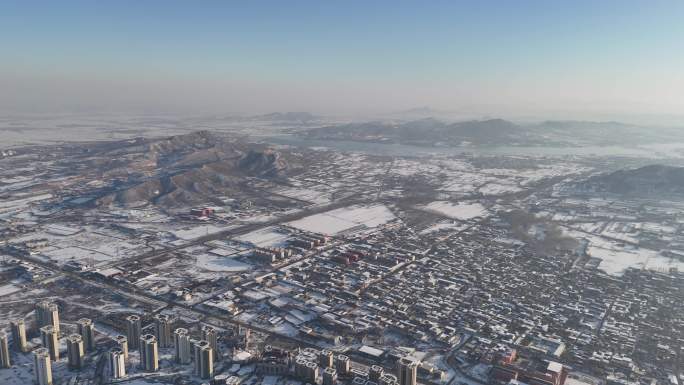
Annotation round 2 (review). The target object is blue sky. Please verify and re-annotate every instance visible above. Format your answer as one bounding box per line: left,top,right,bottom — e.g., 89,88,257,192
1,1,683,120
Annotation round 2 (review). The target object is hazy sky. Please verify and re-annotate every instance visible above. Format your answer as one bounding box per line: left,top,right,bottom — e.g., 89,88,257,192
1,1,683,121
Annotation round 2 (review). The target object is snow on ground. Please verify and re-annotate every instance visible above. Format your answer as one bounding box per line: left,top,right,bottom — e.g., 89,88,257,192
44,223,82,236
207,248,239,257
0,283,21,296
467,363,493,382
419,221,469,235
391,159,445,176
9,224,150,267
0,193,53,213
272,321,299,337
274,186,331,205
237,211,289,224
440,176,483,194
233,226,291,247
169,224,228,241
641,222,678,234
572,222,605,234
206,240,249,254
286,204,396,235
41,245,113,263
108,378,175,385
600,222,640,244
434,162,587,196
566,229,684,275
195,253,252,272
587,244,684,275
564,373,602,385
510,164,591,185
418,201,489,221
478,183,523,195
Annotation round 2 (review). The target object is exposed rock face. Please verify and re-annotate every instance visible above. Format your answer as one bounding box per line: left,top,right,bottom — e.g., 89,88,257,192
238,149,288,178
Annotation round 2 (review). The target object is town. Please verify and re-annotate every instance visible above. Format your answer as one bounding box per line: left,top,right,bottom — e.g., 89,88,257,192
0,130,682,385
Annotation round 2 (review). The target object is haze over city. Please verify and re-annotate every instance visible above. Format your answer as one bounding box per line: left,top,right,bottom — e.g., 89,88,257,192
1,2,684,385
2,1,684,123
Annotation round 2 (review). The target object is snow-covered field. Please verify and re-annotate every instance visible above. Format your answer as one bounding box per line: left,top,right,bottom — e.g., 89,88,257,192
274,186,331,205
44,223,82,236
418,201,489,221
587,243,684,275
169,224,230,241
565,229,684,275
478,182,523,195
0,193,53,215
419,221,469,235
286,204,397,235
233,226,291,247
195,253,252,272
41,245,114,264
9,224,150,267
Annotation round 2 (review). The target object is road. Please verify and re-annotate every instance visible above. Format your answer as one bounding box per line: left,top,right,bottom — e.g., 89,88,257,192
2,195,390,360
2,172,571,384
6,248,324,350
96,193,371,269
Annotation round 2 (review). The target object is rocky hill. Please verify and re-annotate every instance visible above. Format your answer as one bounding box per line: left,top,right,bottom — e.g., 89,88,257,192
238,149,288,178
582,165,684,197
92,132,289,208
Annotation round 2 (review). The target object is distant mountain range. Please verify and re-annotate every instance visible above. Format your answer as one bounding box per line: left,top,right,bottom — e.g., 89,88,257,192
530,120,674,146
302,118,527,145
253,111,318,122
300,117,684,147
212,111,319,123
582,165,684,197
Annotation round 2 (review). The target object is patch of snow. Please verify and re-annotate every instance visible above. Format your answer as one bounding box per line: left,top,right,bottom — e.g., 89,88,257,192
287,204,396,235
195,253,252,272
418,201,489,221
